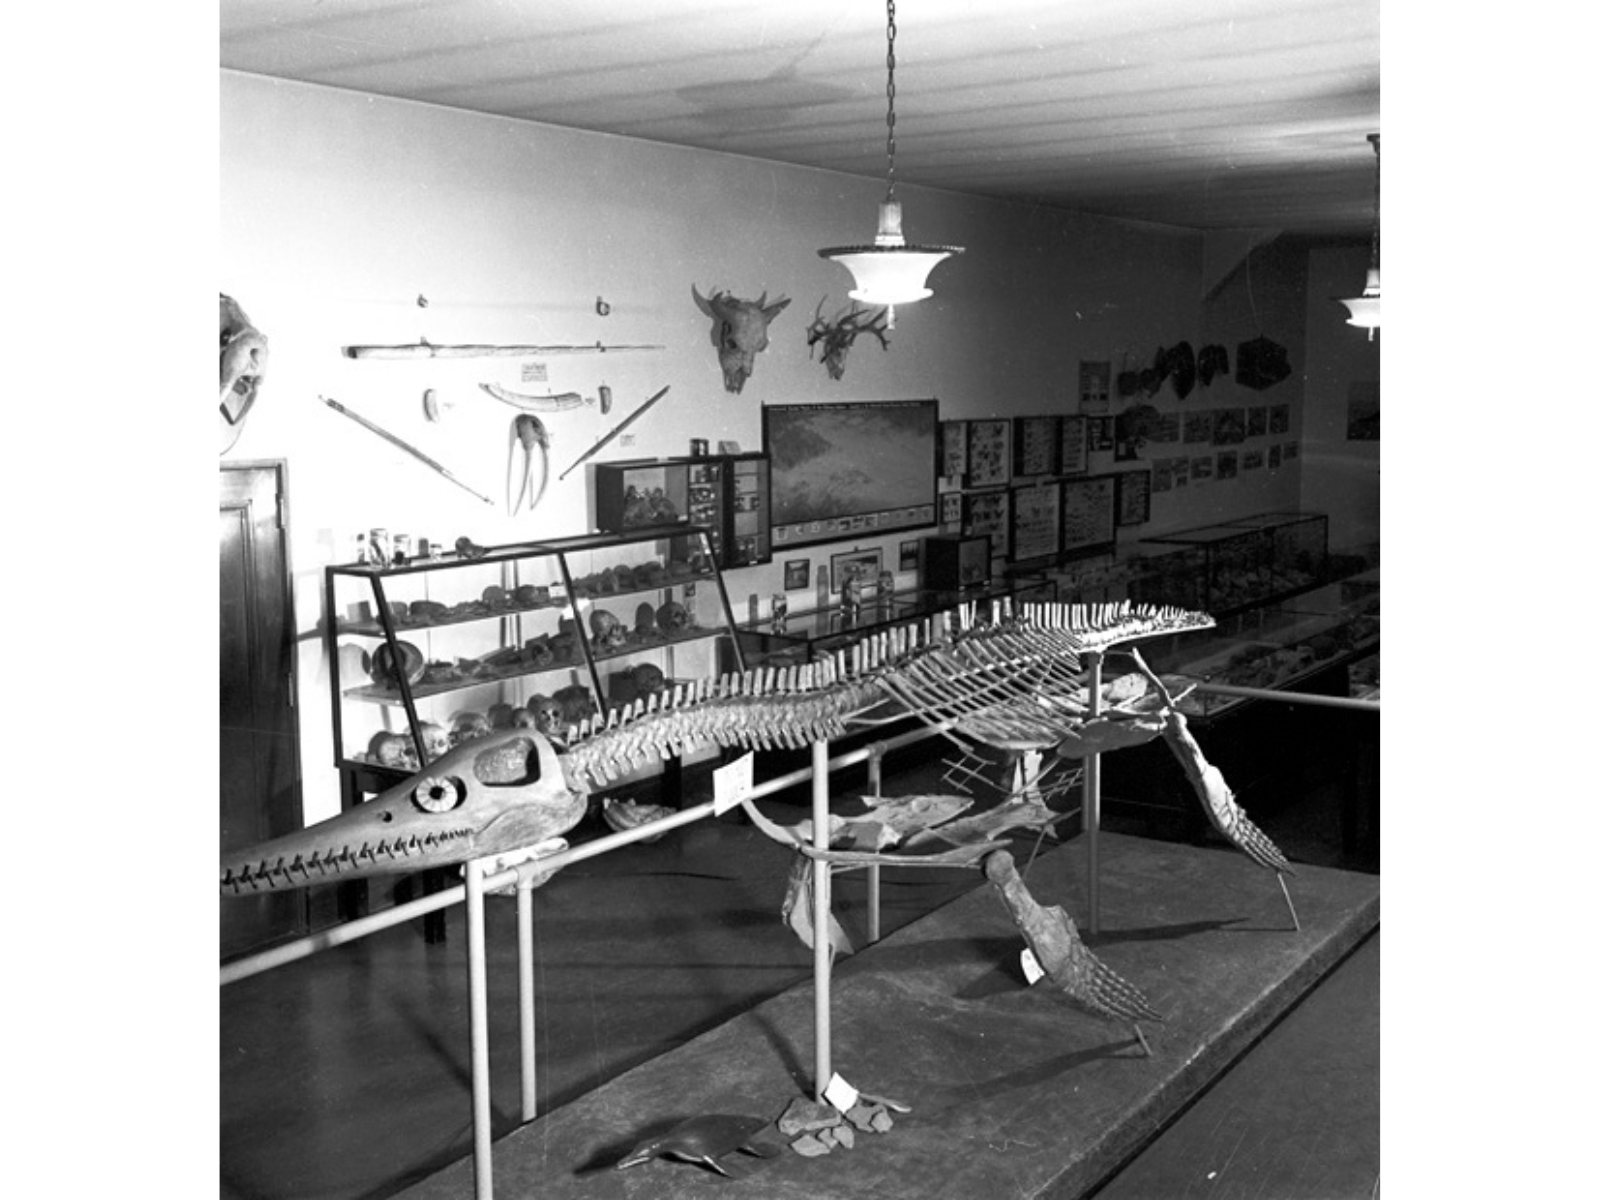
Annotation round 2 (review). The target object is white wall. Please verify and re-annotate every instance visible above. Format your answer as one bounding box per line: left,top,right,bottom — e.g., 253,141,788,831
221,71,1312,823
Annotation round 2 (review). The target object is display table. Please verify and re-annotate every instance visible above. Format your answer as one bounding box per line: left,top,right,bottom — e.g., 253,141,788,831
392,833,1378,1200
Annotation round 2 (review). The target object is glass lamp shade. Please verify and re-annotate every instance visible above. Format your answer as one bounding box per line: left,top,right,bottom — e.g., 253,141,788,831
819,200,963,307
1337,267,1381,338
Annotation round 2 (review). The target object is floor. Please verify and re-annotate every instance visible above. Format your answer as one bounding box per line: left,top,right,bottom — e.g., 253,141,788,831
219,716,1377,1200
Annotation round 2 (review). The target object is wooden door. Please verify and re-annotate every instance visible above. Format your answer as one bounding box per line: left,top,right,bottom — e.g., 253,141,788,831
220,462,305,959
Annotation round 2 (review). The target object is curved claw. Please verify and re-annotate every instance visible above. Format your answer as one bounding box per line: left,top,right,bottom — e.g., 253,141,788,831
508,414,550,515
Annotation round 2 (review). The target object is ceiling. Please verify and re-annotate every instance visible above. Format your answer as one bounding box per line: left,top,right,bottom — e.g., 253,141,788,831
219,0,1380,239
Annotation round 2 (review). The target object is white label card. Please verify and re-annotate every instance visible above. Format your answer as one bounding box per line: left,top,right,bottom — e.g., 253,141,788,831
712,752,755,815
1020,947,1045,985
823,1072,860,1113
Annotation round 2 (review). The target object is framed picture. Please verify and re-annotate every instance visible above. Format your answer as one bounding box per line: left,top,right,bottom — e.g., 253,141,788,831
1213,408,1247,446
1269,403,1290,435
1191,455,1215,482
1059,414,1089,474
1115,470,1152,527
1013,415,1060,479
939,420,970,482
1079,360,1112,414
939,491,963,527
1060,475,1117,556
1247,406,1268,438
1182,411,1214,445
899,539,921,572
1087,416,1115,452
966,419,1012,488
1268,443,1283,469
1242,448,1265,471
963,489,1011,558
830,546,883,594
1216,450,1239,480
783,558,810,590
1010,480,1062,563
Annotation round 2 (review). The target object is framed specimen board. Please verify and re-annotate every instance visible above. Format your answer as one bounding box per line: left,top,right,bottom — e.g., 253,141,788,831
965,419,1012,488
963,489,1011,558
1012,415,1060,479
939,420,970,481
1059,414,1089,474
1010,480,1062,563
1060,475,1117,557
1115,470,1152,527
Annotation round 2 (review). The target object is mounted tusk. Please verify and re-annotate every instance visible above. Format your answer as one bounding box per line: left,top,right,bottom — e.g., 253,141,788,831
480,383,592,412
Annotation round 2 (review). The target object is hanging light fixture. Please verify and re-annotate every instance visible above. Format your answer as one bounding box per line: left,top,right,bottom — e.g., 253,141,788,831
1337,132,1381,339
819,0,963,326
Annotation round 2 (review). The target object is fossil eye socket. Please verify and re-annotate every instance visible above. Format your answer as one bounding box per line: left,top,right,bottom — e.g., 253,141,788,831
411,775,466,813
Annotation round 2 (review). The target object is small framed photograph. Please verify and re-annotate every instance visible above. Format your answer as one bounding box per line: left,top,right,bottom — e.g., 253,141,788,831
899,539,921,572
1059,414,1089,474
1115,470,1152,526
939,490,963,527
966,419,1012,488
783,558,810,591
1079,360,1112,414
939,420,970,482
1013,415,1060,479
963,489,1011,559
830,546,883,595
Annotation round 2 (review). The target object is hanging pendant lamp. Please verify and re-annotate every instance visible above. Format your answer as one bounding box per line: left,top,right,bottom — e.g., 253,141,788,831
819,0,963,326
1337,133,1381,339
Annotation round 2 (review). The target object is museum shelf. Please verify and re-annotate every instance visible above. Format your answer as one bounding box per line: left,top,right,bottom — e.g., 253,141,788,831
324,526,745,796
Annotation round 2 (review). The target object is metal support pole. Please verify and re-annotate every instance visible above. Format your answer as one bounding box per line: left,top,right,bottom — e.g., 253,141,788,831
517,878,537,1123
866,743,883,944
464,859,494,1200
811,737,833,1098
1084,650,1103,935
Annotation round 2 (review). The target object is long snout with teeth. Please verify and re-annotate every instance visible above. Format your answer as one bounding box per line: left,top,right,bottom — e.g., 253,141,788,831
220,729,588,896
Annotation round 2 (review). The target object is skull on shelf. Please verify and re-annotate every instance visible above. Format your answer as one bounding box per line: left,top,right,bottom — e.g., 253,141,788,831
630,662,667,697
656,600,690,632
417,721,451,762
368,731,417,771
449,711,492,747
525,694,565,737
487,702,520,729
553,684,598,724
589,608,627,649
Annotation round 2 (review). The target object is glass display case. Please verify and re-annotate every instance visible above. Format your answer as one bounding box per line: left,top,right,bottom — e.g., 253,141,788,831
730,578,1054,671
1131,568,1378,719
325,527,744,789
1133,511,1328,615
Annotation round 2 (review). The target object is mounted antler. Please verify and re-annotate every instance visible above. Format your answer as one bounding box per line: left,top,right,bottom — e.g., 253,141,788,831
805,298,890,381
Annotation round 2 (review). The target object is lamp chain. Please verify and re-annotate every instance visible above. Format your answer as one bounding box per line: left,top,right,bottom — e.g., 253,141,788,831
884,0,897,202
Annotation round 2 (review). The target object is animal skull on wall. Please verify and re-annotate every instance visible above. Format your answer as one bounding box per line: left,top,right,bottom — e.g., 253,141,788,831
805,299,891,381
220,292,269,454
691,285,791,394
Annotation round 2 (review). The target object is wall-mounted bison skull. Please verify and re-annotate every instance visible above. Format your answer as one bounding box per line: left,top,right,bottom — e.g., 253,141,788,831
692,285,790,394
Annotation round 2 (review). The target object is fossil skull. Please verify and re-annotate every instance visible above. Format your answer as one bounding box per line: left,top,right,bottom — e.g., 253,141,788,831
450,711,492,747
221,730,587,894
525,694,565,737
589,608,626,649
553,684,598,725
630,662,667,697
417,721,451,762
656,600,690,632
220,293,268,454
692,285,790,394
